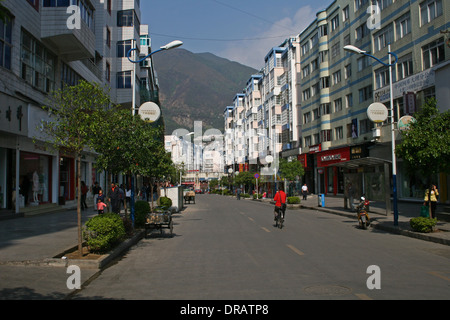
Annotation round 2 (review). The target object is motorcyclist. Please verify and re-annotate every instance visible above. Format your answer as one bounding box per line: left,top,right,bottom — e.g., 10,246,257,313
356,196,371,225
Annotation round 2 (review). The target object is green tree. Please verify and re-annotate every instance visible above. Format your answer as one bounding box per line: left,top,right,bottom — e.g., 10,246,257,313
40,81,113,256
396,98,450,182
279,158,304,182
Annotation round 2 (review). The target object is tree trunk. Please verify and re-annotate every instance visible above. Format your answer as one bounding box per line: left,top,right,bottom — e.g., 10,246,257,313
77,154,82,256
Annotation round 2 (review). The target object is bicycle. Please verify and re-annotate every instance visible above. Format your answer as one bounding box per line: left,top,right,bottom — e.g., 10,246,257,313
274,206,285,229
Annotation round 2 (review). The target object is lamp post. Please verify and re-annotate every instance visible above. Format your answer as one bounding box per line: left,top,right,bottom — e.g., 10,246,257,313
258,132,278,198
125,39,183,226
344,44,399,226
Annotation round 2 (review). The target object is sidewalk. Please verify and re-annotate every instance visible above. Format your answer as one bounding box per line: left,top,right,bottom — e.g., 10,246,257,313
298,194,450,246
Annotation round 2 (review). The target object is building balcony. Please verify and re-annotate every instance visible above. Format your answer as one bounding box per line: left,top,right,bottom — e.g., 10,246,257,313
41,7,95,61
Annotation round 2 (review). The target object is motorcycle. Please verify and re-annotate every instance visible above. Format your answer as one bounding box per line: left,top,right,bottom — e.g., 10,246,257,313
357,196,370,229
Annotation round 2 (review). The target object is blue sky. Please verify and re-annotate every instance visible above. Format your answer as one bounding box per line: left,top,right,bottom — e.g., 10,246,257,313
140,0,332,69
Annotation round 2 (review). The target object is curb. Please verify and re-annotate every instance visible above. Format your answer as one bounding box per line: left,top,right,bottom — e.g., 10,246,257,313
0,230,146,269
300,204,450,246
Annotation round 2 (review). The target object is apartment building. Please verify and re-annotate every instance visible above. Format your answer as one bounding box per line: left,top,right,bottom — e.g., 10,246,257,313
0,0,154,212
224,0,449,202
298,0,449,202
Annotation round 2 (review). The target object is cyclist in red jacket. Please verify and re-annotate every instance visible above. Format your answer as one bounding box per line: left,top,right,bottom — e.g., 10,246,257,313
274,185,287,222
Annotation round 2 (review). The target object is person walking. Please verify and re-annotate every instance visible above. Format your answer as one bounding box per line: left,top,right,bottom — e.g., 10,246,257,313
92,182,101,211
424,184,439,219
80,181,88,211
108,182,120,214
347,183,355,211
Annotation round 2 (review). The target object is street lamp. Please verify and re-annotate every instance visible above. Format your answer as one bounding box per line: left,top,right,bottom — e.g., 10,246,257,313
344,44,399,226
125,39,183,226
257,132,278,197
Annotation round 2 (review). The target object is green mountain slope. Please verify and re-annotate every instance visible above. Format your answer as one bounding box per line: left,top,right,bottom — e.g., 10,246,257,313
152,49,257,134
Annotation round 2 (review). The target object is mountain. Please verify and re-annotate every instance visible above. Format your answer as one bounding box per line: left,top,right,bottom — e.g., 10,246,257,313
151,49,258,134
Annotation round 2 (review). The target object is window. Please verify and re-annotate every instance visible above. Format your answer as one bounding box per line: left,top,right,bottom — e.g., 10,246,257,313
304,136,312,147
320,77,330,89
346,94,353,108
117,40,132,58
105,61,110,83
356,22,370,41
420,0,443,26
355,0,369,11
321,130,331,142
106,27,111,48
331,42,340,58
335,126,344,140
303,112,311,124
422,38,445,69
301,42,310,56
319,24,328,37
0,16,12,70
319,50,329,63
61,62,82,88
344,64,352,79
374,24,394,52
117,71,132,88
397,54,413,80
330,15,339,32
343,6,350,22
320,103,331,115
334,98,343,112
311,58,319,71
373,0,393,11
302,65,310,78
313,108,320,120
360,119,373,134
359,85,373,103
396,12,411,40
70,0,94,29
312,82,320,96
43,0,70,6
302,88,311,101
27,0,39,11
21,30,56,93
357,55,370,71
375,66,390,89
117,9,140,32
332,70,341,85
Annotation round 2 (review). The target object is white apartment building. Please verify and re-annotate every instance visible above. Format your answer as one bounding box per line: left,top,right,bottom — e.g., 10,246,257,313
0,0,155,213
224,0,449,203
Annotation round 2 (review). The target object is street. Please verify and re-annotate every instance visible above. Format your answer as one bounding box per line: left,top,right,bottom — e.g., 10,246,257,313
71,194,450,301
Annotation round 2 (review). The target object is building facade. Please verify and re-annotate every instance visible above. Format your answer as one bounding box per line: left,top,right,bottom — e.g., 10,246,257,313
0,0,155,213
224,0,449,203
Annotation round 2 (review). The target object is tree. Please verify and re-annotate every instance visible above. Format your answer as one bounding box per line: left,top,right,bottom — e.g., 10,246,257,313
279,158,304,182
40,81,113,256
396,98,450,182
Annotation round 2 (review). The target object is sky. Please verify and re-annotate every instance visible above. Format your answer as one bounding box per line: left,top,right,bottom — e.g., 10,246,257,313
140,0,333,69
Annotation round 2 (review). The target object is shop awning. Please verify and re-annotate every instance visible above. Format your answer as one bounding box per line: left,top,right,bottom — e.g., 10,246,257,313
328,157,391,169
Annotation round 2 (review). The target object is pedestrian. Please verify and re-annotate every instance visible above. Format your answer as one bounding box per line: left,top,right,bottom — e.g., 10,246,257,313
237,187,241,200
126,185,131,208
347,183,355,211
301,183,308,200
97,198,107,215
424,184,439,219
108,182,120,214
80,181,88,210
92,182,101,211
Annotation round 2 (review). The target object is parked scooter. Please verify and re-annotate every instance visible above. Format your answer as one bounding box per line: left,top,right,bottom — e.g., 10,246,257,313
357,196,371,229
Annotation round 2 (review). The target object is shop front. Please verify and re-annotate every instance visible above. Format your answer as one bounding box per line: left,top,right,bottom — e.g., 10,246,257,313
316,146,350,196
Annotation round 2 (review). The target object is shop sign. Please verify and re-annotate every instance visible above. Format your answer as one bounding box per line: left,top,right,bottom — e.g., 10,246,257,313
309,144,321,153
138,102,161,123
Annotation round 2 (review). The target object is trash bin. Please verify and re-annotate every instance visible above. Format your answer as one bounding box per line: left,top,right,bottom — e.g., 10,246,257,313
318,194,325,207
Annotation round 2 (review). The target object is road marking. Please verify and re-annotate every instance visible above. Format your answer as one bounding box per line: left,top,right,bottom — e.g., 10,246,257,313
429,271,450,282
355,293,373,300
286,244,304,256
248,217,254,222
261,227,271,233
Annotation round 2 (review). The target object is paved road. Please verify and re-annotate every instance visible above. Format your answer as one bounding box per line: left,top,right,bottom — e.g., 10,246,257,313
71,194,450,301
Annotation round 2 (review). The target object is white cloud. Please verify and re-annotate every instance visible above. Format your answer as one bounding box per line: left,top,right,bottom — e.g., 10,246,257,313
222,6,316,69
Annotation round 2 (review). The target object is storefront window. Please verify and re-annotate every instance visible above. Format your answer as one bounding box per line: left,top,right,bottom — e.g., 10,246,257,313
20,152,51,206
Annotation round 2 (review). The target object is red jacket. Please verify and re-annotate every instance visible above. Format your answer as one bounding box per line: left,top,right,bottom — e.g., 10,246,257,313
274,190,286,207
